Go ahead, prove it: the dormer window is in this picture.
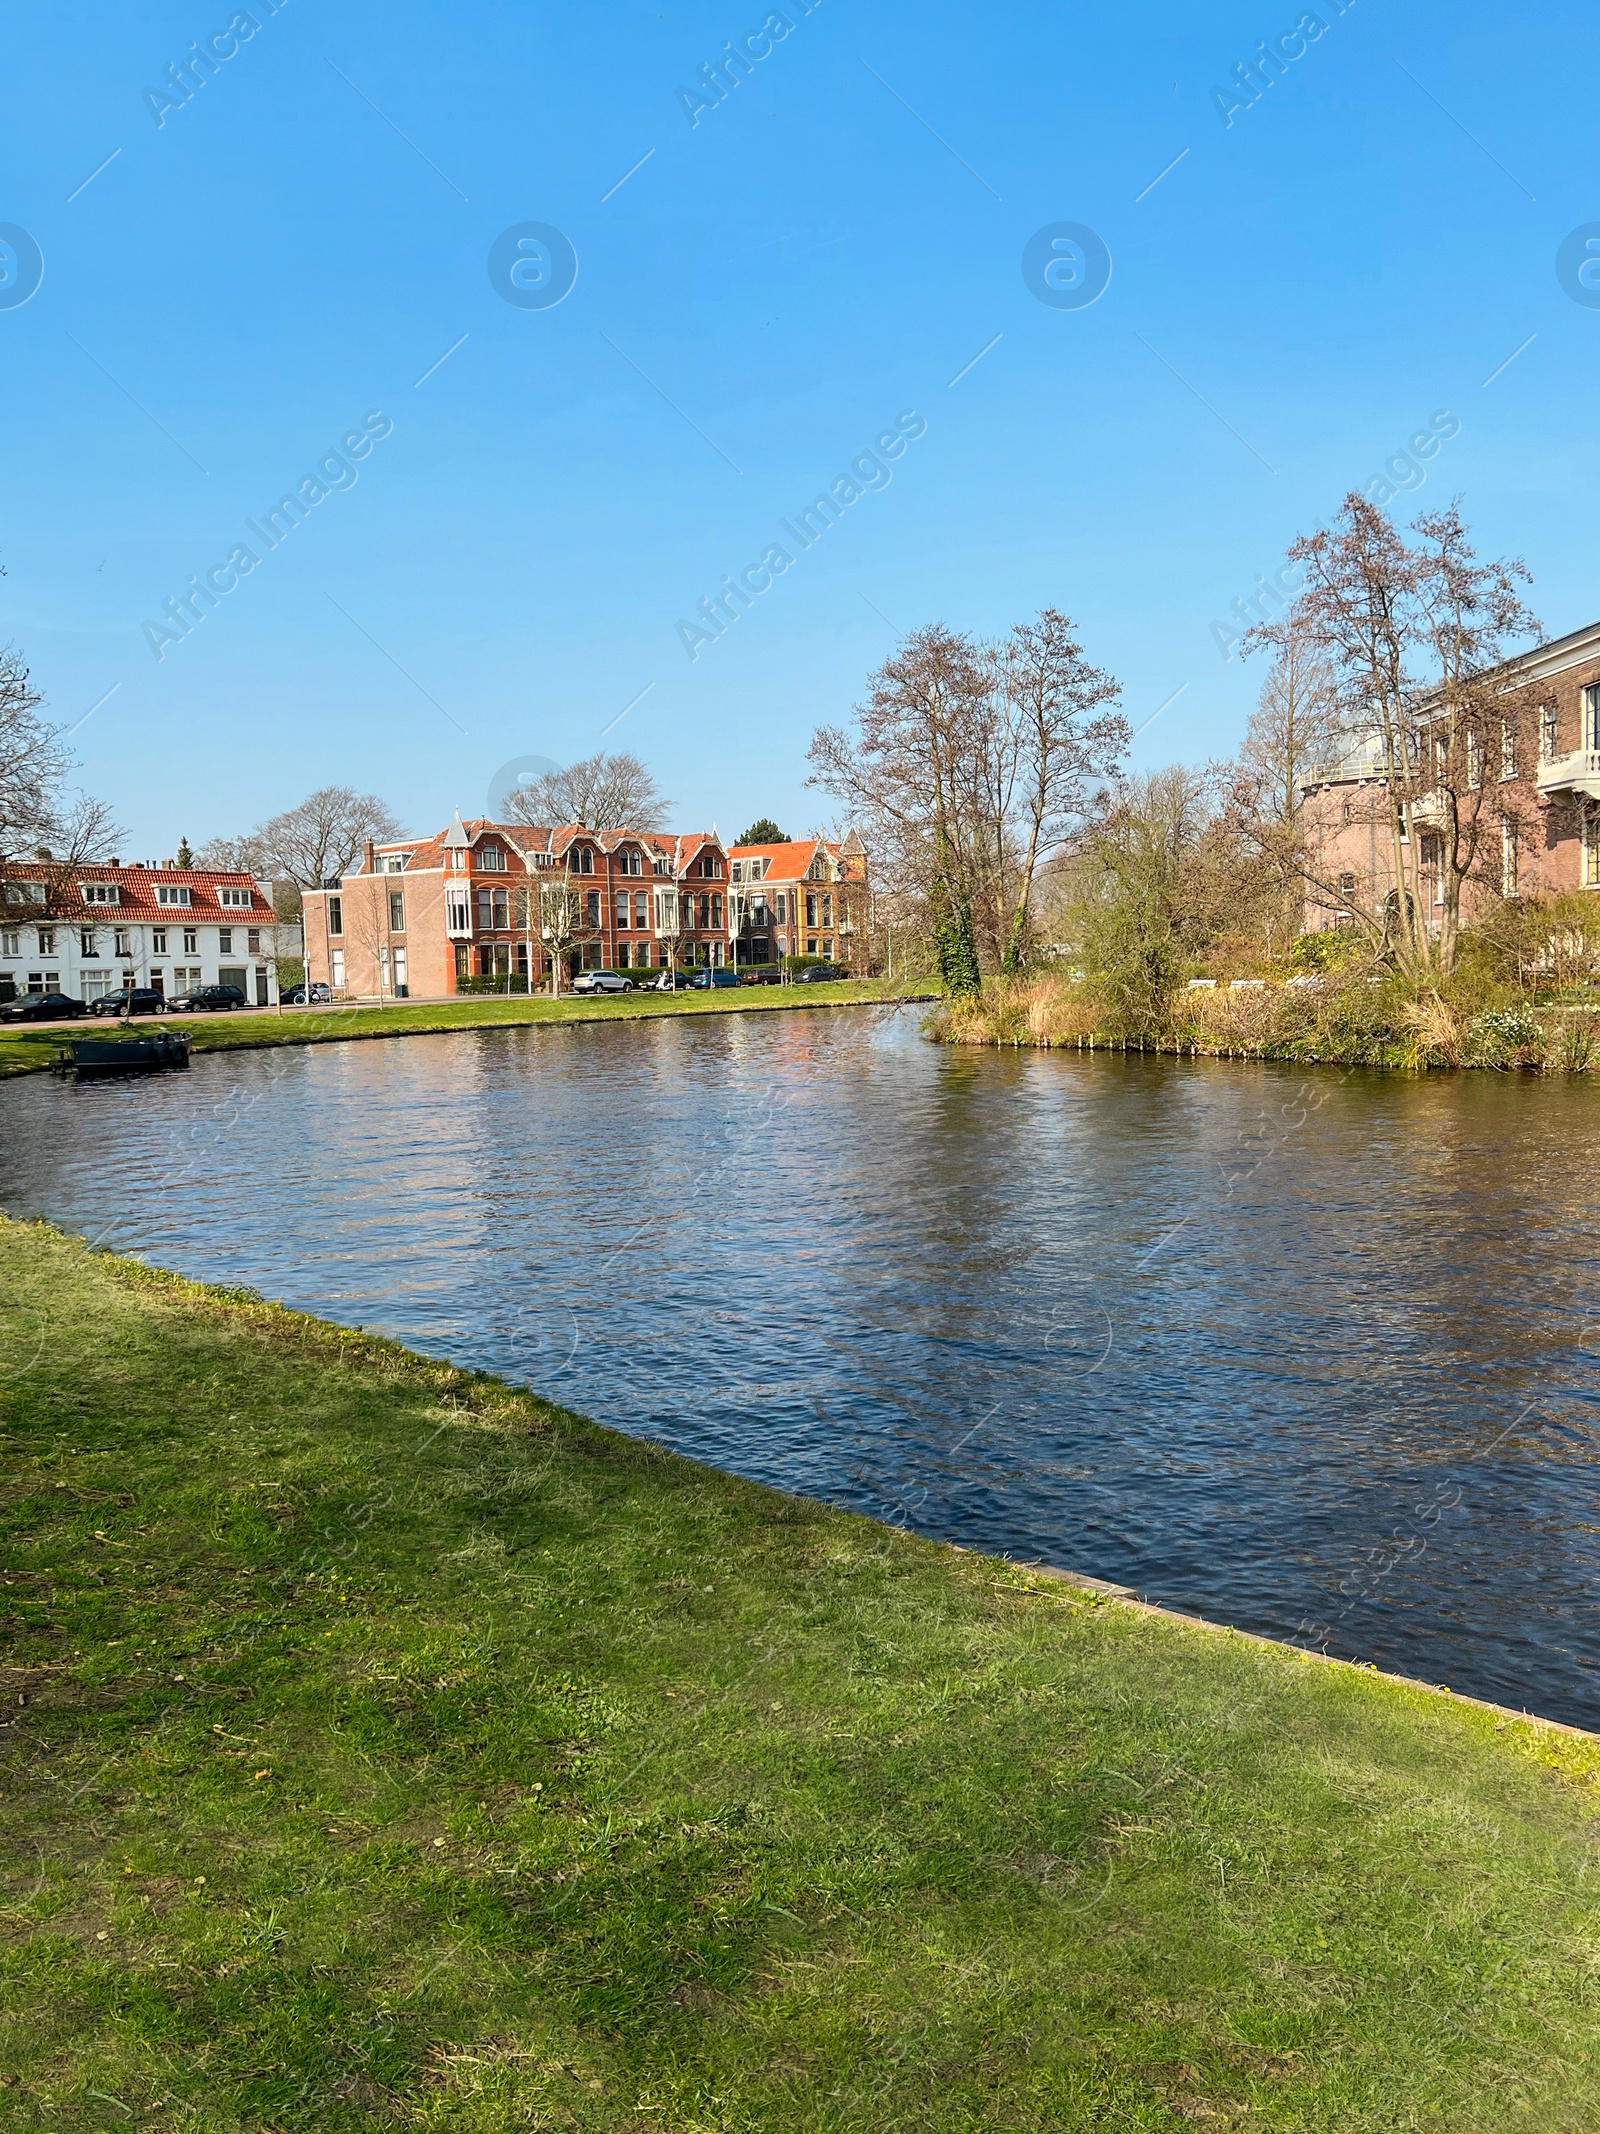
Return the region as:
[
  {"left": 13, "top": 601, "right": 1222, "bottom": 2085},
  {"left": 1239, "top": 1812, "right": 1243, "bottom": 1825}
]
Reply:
[
  {"left": 217, "top": 887, "right": 253, "bottom": 908},
  {"left": 698, "top": 852, "right": 721, "bottom": 877},
  {"left": 478, "top": 845, "right": 507, "bottom": 872},
  {"left": 653, "top": 857, "right": 671, "bottom": 876},
  {"left": 384, "top": 855, "right": 410, "bottom": 874},
  {"left": 618, "top": 847, "right": 642, "bottom": 876},
  {"left": 156, "top": 885, "right": 194, "bottom": 907},
  {"left": 3, "top": 881, "right": 45, "bottom": 906},
  {"left": 79, "top": 882, "right": 121, "bottom": 905},
  {"left": 568, "top": 846, "right": 595, "bottom": 875}
]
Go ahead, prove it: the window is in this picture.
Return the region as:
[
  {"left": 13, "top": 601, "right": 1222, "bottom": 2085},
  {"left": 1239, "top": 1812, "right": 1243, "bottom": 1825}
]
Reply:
[
  {"left": 4, "top": 881, "right": 44, "bottom": 905},
  {"left": 569, "top": 846, "right": 594, "bottom": 875},
  {"left": 330, "top": 948, "right": 346, "bottom": 989},
  {"left": 634, "top": 891, "right": 648, "bottom": 928},
  {"left": 806, "top": 892, "right": 817, "bottom": 926},
  {"left": 445, "top": 888, "right": 469, "bottom": 934},
  {"left": 1541, "top": 704, "right": 1560, "bottom": 761},
  {"left": 619, "top": 847, "right": 642, "bottom": 876},
  {"left": 1502, "top": 821, "right": 1519, "bottom": 897},
  {"left": 822, "top": 938, "right": 834, "bottom": 960},
  {"left": 478, "top": 845, "right": 507, "bottom": 871},
  {"left": 79, "top": 928, "right": 97, "bottom": 956},
  {"left": 454, "top": 944, "right": 469, "bottom": 980},
  {"left": 653, "top": 856, "right": 671, "bottom": 876},
  {"left": 156, "top": 885, "right": 193, "bottom": 907},
  {"left": 730, "top": 861, "right": 743, "bottom": 883},
  {"left": 26, "top": 972, "right": 52, "bottom": 994},
  {"left": 615, "top": 894, "right": 630, "bottom": 928},
  {"left": 80, "top": 970, "right": 112, "bottom": 1000},
  {"left": 821, "top": 892, "right": 833, "bottom": 925},
  {"left": 392, "top": 946, "right": 407, "bottom": 991},
  {"left": 1501, "top": 718, "right": 1517, "bottom": 781},
  {"left": 383, "top": 855, "right": 409, "bottom": 874},
  {"left": 807, "top": 937, "right": 818, "bottom": 955},
  {"left": 1466, "top": 732, "right": 1482, "bottom": 788},
  {"left": 583, "top": 941, "right": 602, "bottom": 969},
  {"left": 247, "top": 928, "right": 261, "bottom": 954},
  {"left": 699, "top": 852, "right": 720, "bottom": 877},
  {"left": 0, "top": 929, "right": 17, "bottom": 956},
  {"left": 776, "top": 892, "right": 787, "bottom": 924},
  {"left": 327, "top": 895, "right": 343, "bottom": 936},
  {"left": 152, "top": 928, "right": 167, "bottom": 954},
  {"left": 36, "top": 927, "right": 55, "bottom": 955},
  {"left": 183, "top": 928, "right": 197, "bottom": 955},
  {"left": 711, "top": 893, "right": 722, "bottom": 929},
  {"left": 585, "top": 890, "right": 601, "bottom": 928},
  {"left": 79, "top": 882, "right": 120, "bottom": 905},
  {"left": 219, "top": 928, "right": 233, "bottom": 954},
  {"left": 1421, "top": 834, "right": 1444, "bottom": 906},
  {"left": 218, "top": 887, "right": 252, "bottom": 908},
  {"left": 388, "top": 890, "right": 405, "bottom": 932},
  {"left": 1586, "top": 809, "right": 1600, "bottom": 889},
  {"left": 1587, "top": 685, "right": 1600, "bottom": 753},
  {"left": 475, "top": 887, "right": 510, "bottom": 930}
]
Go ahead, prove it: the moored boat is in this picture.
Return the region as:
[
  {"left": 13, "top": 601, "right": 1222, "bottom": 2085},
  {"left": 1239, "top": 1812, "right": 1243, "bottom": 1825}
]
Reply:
[{"left": 54, "top": 1031, "right": 193, "bottom": 1078}]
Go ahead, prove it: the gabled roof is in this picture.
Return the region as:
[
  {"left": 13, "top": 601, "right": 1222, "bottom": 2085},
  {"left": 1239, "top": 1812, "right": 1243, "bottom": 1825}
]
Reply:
[
  {"left": 0, "top": 863, "right": 275, "bottom": 924},
  {"left": 730, "top": 838, "right": 864, "bottom": 883},
  {"left": 346, "top": 821, "right": 725, "bottom": 878}
]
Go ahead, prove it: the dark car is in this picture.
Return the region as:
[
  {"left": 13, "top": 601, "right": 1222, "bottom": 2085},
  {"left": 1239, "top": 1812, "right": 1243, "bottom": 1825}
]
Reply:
[
  {"left": 0, "top": 991, "right": 88, "bottom": 1022},
  {"left": 166, "top": 984, "right": 248, "bottom": 1013},
  {"left": 687, "top": 969, "right": 743, "bottom": 989},
  {"left": 794, "top": 964, "right": 848, "bottom": 982},
  {"left": 650, "top": 971, "right": 691, "bottom": 992},
  {"left": 281, "top": 982, "right": 331, "bottom": 1005},
  {"left": 89, "top": 987, "right": 169, "bottom": 1018}
]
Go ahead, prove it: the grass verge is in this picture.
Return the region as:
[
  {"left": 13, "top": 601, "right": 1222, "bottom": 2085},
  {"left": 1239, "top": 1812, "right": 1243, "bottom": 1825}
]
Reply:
[
  {"left": 2, "top": 1217, "right": 1598, "bottom": 2130},
  {"left": 0, "top": 979, "right": 923, "bottom": 1079}
]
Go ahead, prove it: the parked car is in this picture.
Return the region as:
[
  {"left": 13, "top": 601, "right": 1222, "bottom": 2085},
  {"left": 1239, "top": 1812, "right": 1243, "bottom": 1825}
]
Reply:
[
  {"left": 794, "top": 964, "right": 848, "bottom": 982},
  {"left": 89, "top": 987, "right": 169, "bottom": 1018},
  {"left": 166, "top": 983, "right": 248, "bottom": 1013},
  {"left": 281, "top": 982, "right": 331, "bottom": 1004},
  {"left": 687, "top": 969, "right": 742, "bottom": 989},
  {"left": 571, "top": 970, "right": 634, "bottom": 995},
  {"left": 0, "top": 991, "right": 87, "bottom": 1022}
]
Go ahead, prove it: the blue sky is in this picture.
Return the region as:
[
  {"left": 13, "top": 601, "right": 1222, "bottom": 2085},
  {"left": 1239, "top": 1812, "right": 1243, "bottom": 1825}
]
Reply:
[{"left": 0, "top": 1, "right": 1592, "bottom": 853}]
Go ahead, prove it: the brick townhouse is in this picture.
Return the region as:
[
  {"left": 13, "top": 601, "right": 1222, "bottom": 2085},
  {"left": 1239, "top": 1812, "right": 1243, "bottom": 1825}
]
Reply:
[
  {"left": 1301, "top": 615, "right": 1600, "bottom": 934},
  {"left": 302, "top": 814, "right": 733, "bottom": 997},
  {"left": 0, "top": 856, "right": 280, "bottom": 1005},
  {"left": 727, "top": 833, "right": 868, "bottom": 965}
]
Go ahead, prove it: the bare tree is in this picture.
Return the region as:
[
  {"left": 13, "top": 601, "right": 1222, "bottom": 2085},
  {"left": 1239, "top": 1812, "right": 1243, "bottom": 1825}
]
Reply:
[
  {"left": 0, "top": 646, "right": 121, "bottom": 865},
  {"left": 198, "top": 789, "right": 404, "bottom": 919},
  {"left": 1239, "top": 618, "right": 1344, "bottom": 830},
  {"left": 808, "top": 612, "right": 1126, "bottom": 983},
  {"left": 1247, "top": 494, "right": 1537, "bottom": 973},
  {"left": 996, "top": 609, "right": 1126, "bottom": 969},
  {"left": 504, "top": 751, "right": 668, "bottom": 831},
  {"left": 538, "top": 873, "right": 586, "bottom": 995}
]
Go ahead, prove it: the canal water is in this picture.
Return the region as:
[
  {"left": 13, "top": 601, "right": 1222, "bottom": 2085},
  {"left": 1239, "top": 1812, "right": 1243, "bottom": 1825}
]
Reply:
[{"left": 3, "top": 1004, "right": 1597, "bottom": 1727}]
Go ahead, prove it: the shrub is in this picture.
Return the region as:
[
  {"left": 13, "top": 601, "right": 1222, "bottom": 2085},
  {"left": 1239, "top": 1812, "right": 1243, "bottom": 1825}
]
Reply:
[{"left": 1465, "top": 1005, "right": 1545, "bottom": 1069}]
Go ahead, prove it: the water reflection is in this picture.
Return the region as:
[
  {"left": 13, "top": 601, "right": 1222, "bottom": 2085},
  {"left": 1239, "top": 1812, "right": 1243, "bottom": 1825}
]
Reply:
[{"left": 2, "top": 1005, "right": 1597, "bottom": 1725}]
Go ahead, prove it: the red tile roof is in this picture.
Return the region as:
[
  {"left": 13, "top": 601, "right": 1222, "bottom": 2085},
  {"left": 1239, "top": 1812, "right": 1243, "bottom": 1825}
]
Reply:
[
  {"left": 0, "top": 862, "right": 276, "bottom": 923},
  {"left": 351, "top": 822, "right": 726, "bottom": 879}
]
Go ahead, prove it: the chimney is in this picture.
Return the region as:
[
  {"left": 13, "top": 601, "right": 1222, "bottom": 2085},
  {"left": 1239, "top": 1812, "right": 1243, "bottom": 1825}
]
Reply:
[
  {"left": 363, "top": 838, "right": 376, "bottom": 875},
  {"left": 33, "top": 846, "right": 52, "bottom": 862}
]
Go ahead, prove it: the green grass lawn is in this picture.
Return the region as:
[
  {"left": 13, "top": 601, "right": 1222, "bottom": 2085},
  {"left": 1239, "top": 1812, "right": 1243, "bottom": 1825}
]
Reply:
[
  {"left": 2, "top": 1221, "right": 1599, "bottom": 2131},
  {"left": 0, "top": 979, "right": 923, "bottom": 1078}
]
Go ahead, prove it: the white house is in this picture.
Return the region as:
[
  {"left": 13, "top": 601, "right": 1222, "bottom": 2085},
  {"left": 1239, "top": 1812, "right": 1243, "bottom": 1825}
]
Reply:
[{"left": 0, "top": 857, "right": 281, "bottom": 1005}]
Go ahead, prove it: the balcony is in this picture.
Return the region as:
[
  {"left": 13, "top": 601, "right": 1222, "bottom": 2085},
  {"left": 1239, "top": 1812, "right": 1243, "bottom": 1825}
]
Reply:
[{"left": 1537, "top": 749, "right": 1600, "bottom": 801}]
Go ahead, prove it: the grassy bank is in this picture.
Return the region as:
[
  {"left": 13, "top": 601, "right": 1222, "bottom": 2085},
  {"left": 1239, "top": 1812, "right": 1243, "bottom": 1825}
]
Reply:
[
  {"left": 3, "top": 1223, "right": 1599, "bottom": 2128},
  {"left": 939, "top": 971, "right": 1600, "bottom": 1072},
  {"left": 0, "top": 978, "right": 921, "bottom": 1079}
]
